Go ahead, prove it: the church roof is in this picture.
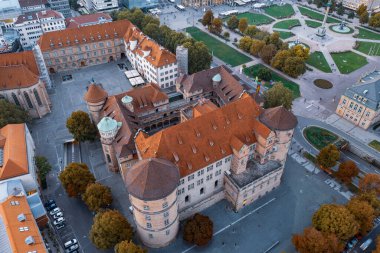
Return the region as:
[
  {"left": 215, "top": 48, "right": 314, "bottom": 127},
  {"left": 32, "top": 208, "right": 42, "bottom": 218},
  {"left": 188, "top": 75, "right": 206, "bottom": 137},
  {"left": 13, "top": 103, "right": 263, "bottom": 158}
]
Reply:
[
  {"left": 259, "top": 106, "right": 298, "bottom": 131},
  {"left": 83, "top": 83, "right": 108, "bottom": 103}
]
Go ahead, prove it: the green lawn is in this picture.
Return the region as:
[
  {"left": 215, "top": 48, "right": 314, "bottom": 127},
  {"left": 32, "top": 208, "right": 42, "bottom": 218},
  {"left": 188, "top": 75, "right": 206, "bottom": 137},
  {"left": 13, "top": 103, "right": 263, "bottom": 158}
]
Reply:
[
  {"left": 274, "top": 30, "right": 295, "bottom": 39},
  {"left": 298, "top": 6, "right": 340, "bottom": 23},
  {"left": 273, "top": 19, "right": 301, "bottom": 30},
  {"left": 355, "top": 27, "right": 380, "bottom": 40},
  {"left": 263, "top": 4, "right": 295, "bottom": 19},
  {"left": 355, "top": 41, "right": 380, "bottom": 56},
  {"left": 233, "top": 12, "right": 274, "bottom": 26},
  {"left": 303, "top": 126, "right": 338, "bottom": 150},
  {"left": 305, "top": 20, "right": 322, "bottom": 28},
  {"left": 185, "top": 27, "right": 251, "bottom": 67},
  {"left": 243, "top": 64, "right": 300, "bottom": 98},
  {"left": 369, "top": 140, "right": 380, "bottom": 152},
  {"left": 306, "top": 51, "right": 332, "bottom": 73},
  {"left": 330, "top": 51, "right": 368, "bottom": 74}
]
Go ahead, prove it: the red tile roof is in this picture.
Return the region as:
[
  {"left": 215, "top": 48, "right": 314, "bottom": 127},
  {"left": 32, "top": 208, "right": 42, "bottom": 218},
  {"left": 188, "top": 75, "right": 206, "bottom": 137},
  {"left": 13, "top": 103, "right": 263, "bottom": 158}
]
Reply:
[
  {"left": 0, "top": 51, "right": 39, "bottom": 75},
  {"left": 65, "top": 13, "right": 112, "bottom": 29},
  {"left": 84, "top": 83, "right": 108, "bottom": 103},
  {"left": 18, "top": 0, "right": 47, "bottom": 8}
]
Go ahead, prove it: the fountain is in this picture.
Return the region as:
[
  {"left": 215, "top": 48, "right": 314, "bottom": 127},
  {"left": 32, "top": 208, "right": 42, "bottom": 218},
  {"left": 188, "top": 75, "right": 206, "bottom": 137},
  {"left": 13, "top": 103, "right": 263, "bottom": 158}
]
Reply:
[{"left": 330, "top": 21, "right": 353, "bottom": 34}]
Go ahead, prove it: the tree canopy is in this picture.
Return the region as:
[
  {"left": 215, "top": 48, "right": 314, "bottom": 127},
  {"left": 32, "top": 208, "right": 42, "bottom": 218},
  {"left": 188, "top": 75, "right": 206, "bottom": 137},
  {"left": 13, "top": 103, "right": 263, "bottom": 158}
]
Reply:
[
  {"left": 359, "top": 11, "right": 369, "bottom": 24},
  {"left": 0, "top": 100, "right": 30, "bottom": 128},
  {"left": 114, "top": 240, "right": 146, "bottom": 253},
  {"left": 263, "top": 83, "right": 293, "bottom": 110},
  {"left": 238, "top": 18, "right": 248, "bottom": 33},
  {"left": 202, "top": 10, "right": 214, "bottom": 26},
  {"left": 359, "top": 173, "right": 380, "bottom": 196},
  {"left": 227, "top": 15, "right": 239, "bottom": 30},
  {"left": 90, "top": 210, "right": 133, "bottom": 249},
  {"left": 59, "top": 163, "right": 95, "bottom": 197},
  {"left": 354, "top": 191, "right": 380, "bottom": 216},
  {"left": 356, "top": 4, "right": 367, "bottom": 16},
  {"left": 369, "top": 13, "right": 380, "bottom": 27},
  {"left": 347, "top": 198, "right": 375, "bottom": 235},
  {"left": 335, "top": 160, "right": 359, "bottom": 184},
  {"left": 312, "top": 204, "right": 359, "bottom": 241},
  {"left": 316, "top": 144, "right": 340, "bottom": 170},
  {"left": 373, "top": 236, "right": 380, "bottom": 253},
  {"left": 183, "top": 213, "right": 213, "bottom": 246},
  {"left": 83, "top": 183, "right": 113, "bottom": 212},
  {"left": 66, "top": 110, "right": 97, "bottom": 142},
  {"left": 258, "top": 68, "right": 272, "bottom": 81},
  {"left": 183, "top": 41, "right": 212, "bottom": 74},
  {"left": 292, "top": 227, "right": 343, "bottom": 253},
  {"left": 209, "top": 18, "right": 222, "bottom": 34},
  {"left": 35, "top": 156, "right": 52, "bottom": 189}
]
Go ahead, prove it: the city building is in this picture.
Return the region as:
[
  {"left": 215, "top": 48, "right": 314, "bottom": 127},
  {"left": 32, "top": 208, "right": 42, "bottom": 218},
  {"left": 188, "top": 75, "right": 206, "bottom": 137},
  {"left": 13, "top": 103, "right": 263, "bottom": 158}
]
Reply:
[
  {"left": 14, "top": 9, "right": 65, "bottom": 48},
  {"left": 181, "top": 0, "right": 227, "bottom": 7},
  {"left": 65, "top": 12, "right": 112, "bottom": 29},
  {"left": 339, "top": 0, "right": 380, "bottom": 11},
  {"left": 336, "top": 71, "right": 380, "bottom": 130},
  {"left": 123, "top": 26, "right": 178, "bottom": 89},
  {"left": 0, "top": 51, "right": 51, "bottom": 118},
  {"left": 125, "top": 93, "right": 297, "bottom": 247},
  {"left": 0, "top": 27, "right": 20, "bottom": 53},
  {"left": 19, "top": 0, "right": 48, "bottom": 14},
  {"left": 90, "top": 0, "right": 118, "bottom": 11},
  {"left": 47, "top": 0, "right": 70, "bottom": 17},
  {"left": 123, "top": 0, "right": 158, "bottom": 10},
  {"left": 0, "top": 0, "right": 21, "bottom": 19}
]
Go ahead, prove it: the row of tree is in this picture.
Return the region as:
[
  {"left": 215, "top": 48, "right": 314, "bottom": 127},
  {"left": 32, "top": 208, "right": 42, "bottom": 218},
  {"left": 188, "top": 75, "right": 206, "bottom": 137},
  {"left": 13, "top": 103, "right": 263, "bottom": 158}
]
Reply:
[
  {"left": 114, "top": 8, "right": 212, "bottom": 74},
  {"left": 356, "top": 4, "right": 380, "bottom": 27}
]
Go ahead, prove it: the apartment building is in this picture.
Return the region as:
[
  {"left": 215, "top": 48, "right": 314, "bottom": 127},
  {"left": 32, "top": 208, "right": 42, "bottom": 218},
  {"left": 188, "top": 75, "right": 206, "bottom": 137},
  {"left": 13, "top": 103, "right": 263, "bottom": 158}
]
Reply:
[
  {"left": 90, "top": 0, "right": 118, "bottom": 11},
  {"left": 48, "top": 0, "right": 70, "bottom": 17},
  {"left": 65, "top": 12, "right": 112, "bottom": 29},
  {"left": 19, "top": 0, "right": 48, "bottom": 13}
]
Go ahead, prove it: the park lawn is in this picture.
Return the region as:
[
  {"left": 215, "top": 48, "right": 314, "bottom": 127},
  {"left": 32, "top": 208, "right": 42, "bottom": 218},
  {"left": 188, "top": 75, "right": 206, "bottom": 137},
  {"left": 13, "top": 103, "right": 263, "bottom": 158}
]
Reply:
[
  {"left": 330, "top": 51, "right": 368, "bottom": 74},
  {"left": 369, "top": 140, "right": 380, "bottom": 152},
  {"left": 234, "top": 12, "right": 274, "bottom": 26},
  {"left": 355, "top": 41, "right": 380, "bottom": 56},
  {"left": 298, "top": 6, "right": 340, "bottom": 23},
  {"left": 305, "top": 19, "right": 322, "bottom": 28},
  {"left": 303, "top": 126, "right": 338, "bottom": 150},
  {"left": 243, "top": 64, "right": 300, "bottom": 98},
  {"left": 274, "top": 30, "right": 295, "bottom": 39},
  {"left": 263, "top": 4, "right": 295, "bottom": 19},
  {"left": 355, "top": 27, "right": 380, "bottom": 40},
  {"left": 273, "top": 19, "right": 301, "bottom": 30},
  {"left": 306, "top": 51, "right": 332, "bottom": 73},
  {"left": 185, "top": 27, "right": 251, "bottom": 67}
]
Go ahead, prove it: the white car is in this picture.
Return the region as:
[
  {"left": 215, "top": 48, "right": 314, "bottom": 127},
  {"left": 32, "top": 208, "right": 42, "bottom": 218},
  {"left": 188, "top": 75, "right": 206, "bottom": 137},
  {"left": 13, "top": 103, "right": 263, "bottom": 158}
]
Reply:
[
  {"left": 64, "top": 239, "right": 78, "bottom": 249},
  {"left": 49, "top": 208, "right": 61, "bottom": 216},
  {"left": 53, "top": 212, "right": 63, "bottom": 219},
  {"left": 53, "top": 217, "right": 65, "bottom": 225}
]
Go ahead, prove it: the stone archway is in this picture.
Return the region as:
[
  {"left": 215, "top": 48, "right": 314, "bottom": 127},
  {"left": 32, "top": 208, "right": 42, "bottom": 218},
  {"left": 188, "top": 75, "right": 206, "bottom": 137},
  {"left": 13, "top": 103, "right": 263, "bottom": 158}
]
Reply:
[
  {"left": 109, "top": 56, "right": 114, "bottom": 62},
  {"left": 80, "top": 61, "right": 86, "bottom": 67},
  {"left": 49, "top": 67, "right": 55, "bottom": 74}
]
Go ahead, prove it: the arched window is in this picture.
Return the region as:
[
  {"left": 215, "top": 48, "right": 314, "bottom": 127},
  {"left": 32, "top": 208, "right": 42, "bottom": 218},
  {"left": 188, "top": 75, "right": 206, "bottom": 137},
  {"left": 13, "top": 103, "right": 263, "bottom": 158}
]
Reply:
[
  {"left": 12, "top": 93, "right": 20, "bottom": 106},
  {"left": 33, "top": 89, "right": 42, "bottom": 106},
  {"left": 24, "top": 91, "right": 33, "bottom": 109}
]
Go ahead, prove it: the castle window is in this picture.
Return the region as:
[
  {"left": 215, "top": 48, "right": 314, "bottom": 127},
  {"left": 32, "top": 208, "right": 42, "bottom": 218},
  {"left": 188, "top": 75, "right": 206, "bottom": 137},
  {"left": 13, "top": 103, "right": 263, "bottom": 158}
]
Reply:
[
  {"left": 185, "top": 195, "right": 190, "bottom": 202},
  {"left": 145, "top": 215, "right": 151, "bottom": 221},
  {"left": 106, "top": 154, "right": 111, "bottom": 163},
  {"left": 12, "top": 93, "right": 20, "bottom": 106},
  {"left": 164, "top": 212, "right": 169, "bottom": 218},
  {"left": 214, "top": 180, "right": 218, "bottom": 188},
  {"left": 207, "top": 165, "right": 213, "bottom": 172},
  {"left": 166, "top": 230, "right": 170, "bottom": 235},
  {"left": 147, "top": 223, "right": 152, "bottom": 228},
  {"left": 164, "top": 219, "right": 169, "bottom": 226},
  {"left": 200, "top": 187, "right": 204, "bottom": 195},
  {"left": 149, "top": 234, "right": 153, "bottom": 239},
  {"left": 33, "top": 89, "right": 42, "bottom": 106},
  {"left": 24, "top": 91, "right": 33, "bottom": 109},
  {"left": 216, "top": 160, "right": 222, "bottom": 167},
  {"left": 143, "top": 205, "right": 149, "bottom": 210},
  {"left": 162, "top": 202, "right": 168, "bottom": 209}
]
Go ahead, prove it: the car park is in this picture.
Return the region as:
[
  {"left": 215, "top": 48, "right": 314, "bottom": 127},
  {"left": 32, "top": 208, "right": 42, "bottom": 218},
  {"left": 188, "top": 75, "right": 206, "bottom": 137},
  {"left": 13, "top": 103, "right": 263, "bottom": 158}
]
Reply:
[
  {"left": 53, "top": 212, "right": 63, "bottom": 219},
  {"left": 360, "top": 238, "right": 372, "bottom": 250},
  {"left": 64, "top": 239, "right": 78, "bottom": 249},
  {"left": 56, "top": 223, "right": 65, "bottom": 230},
  {"left": 44, "top": 200, "right": 55, "bottom": 207},
  {"left": 53, "top": 217, "right": 65, "bottom": 225},
  {"left": 65, "top": 244, "right": 79, "bottom": 253},
  {"left": 49, "top": 207, "right": 61, "bottom": 216},
  {"left": 45, "top": 203, "right": 57, "bottom": 211}
]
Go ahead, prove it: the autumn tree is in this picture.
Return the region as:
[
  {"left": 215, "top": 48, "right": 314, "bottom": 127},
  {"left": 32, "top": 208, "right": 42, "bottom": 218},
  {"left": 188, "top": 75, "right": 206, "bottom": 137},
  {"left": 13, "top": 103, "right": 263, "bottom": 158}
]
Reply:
[
  {"left": 269, "top": 32, "right": 282, "bottom": 49},
  {"left": 356, "top": 4, "right": 367, "bottom": 16},
  {"left": 283, "top": 56, "right": 307, "bottom": 78},
  {"left": 90, "top": 210, "right": 133, "bottom": 249},
  {"left": 0, "top": 100, "right": 30, "bottom": 128},
  {"left": 258, "top": 68, "right": 272, "bottom": 81},
  {"left": 259, "top": 44, "right": 277, "bottom": 64},
  {"left": 263, "top": 82, "right": 293, "bottom": 110},
  {"left": 66, "top": 110, "right": 98, "bottom": 142},
  {"left": 183, "top": 213, "right": 213, "bottom": 246},
  {"left": 292, "top": 227, "right": 344, "bottom": 253},
  {"left": 347, "top": 198, "right": 375, "bottom": 235},
  {"left": 59, "top": 163, "right": 95, "bottom": 197},
  {"left": 35, "top": 156, "right": 52, "bottom": 189},
  {"left": 202, "top": 10, "right": 214, "bottom": 26},
  {"left": 373, "top": 236, "right": 380, "bottom": 253},
  {"left": 238, "top": 18, "right": 248, "bottom": 33},
  {"left": 316, "top": 144, "right": 340, "bottom": 170},
  {"left": 271, "top": 50, "right": 291, "bottom": 70},
  {"left": 250, "top": 39, "right": 265, "bottom": 56},
  {"left": 312, "top": 204, "right": 359, "bottom": 241},
  {"left": 289, "top": 45, "right": 310, "bottom": 60},
  {"left": 360, "top": 11, "right": 369, "bottom": 24},
  {"left": 209, "top": 18, "right": 222, "bottom": 34},
  {"left": 83, "top": 183, "right": 113, "bottom": 212},
  {"left": 183, "top": 40, "right": 212, "bottom": 74},
  {"left": 369, "top": 13, "right": 380, "bottom": 27},
  {"left": 354, "top": 191, "right": 380, "bottom": 216},
  {"left": 359, "top": 173, "right": 380, "bottom": 196},
  {"left": 114, "top": 240, "right": 146, "bottom": 253},
  {"left": 227, "top": 15, "right": 239, "bottom": 30},
  {"left": 245, "top": 25, "right": 259, "bottom": 38},
  {"left": 335, "top": 160, "right": 359, "bottom": 184},
  {"left": 239, "top": 36, "right": 253, "bottom": 52}
]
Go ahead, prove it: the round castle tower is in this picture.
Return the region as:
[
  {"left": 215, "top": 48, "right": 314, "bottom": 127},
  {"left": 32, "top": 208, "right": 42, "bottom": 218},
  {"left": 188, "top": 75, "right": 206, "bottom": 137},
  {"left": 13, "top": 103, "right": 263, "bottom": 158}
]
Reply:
[
  {"left": 125, "top": 158, "right": 180, "bottom": 248},
  {"left": 121, "top": 95, "right": 134, "bottom": 112},
  {"left": 83, "top": 83, "right": 108, "bottom": 124},
  {"left": 97, "top": 117, "right": 121, "bottom": 172}
]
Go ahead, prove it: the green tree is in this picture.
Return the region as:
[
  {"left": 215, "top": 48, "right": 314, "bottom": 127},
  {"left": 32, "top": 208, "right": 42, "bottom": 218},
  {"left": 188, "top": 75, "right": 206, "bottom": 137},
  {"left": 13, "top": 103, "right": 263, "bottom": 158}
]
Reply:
[
  {"left": 269, "top": 32, "right": 282, "bottom": 49},
  {"left": 90, "top": 210, "right": 133, "bottom": 249},
  {"left": 183, "top": 213, "right": 213, "bottom": 246},
  {"left": 183, "top": 41, "right": 212, "bottom": 74},
  {"left": 283, "top": 56, "right": 306, "bottom": 78},
  {"left": 359, "top": 173, "right": 380, "bottom": 196},
  {"left": 292, "top": 227, "right": 344, "bottom": 253},
  {"left": 130, "top": 9, "right": 145, "bottom": 28},
  {"left": 312, "top": 204, "right": 359, "bottom": 241},
  {"left": 250, "top": 39, "right": 265, "bottom": 56},
  {"left": 348, "top": 12, "right": 355, "bottom": 19},
  {"left": 143, "top": 23, "right": 160, "bottom": 40},
  {"left": 0, "top": 100, "right": 30, "bottom": 128},
  {"left": 258, "top": 68, "right": 272, "bottom": 81},
  {"left": 360, "top": 11, "right": 369, "bottom": 24},
  {"left": 141, "top": 15, "right": 160, "bottom": 29},
  {"left": 239, "top": 36, "right": 253, "bottom": 52},
  {"left": 209, "top": 18, "right": 222, "bottom": 34},
  {"left": 116, "top": 9, "right": 132, "bottom": 21},
  {"left": 335, "top": 160, "right": 359, "bottom": 184},
  {"left": 357, "top": 4, "right": 367, "bottom": 16},
  {"left": 202, "top": 10, "right": 214, "bottom": 26},
  {"left": 337, "top": 3, "right": 345, "bottom": 15},
  {"left": 59, "top": 163, "right": 95, "bottom": 197},
  {"left": 245, "top": 25, "right": 259, "bottom": 38},
  {"left": 369, "top": 13, "right": 380, "bottom": 27},
  {"left": 316, "top": 144, "right": 340, "bottom": 170},
  {"left": 259, "top": 44, "right": 277, "bottom": 64},
  {"left": 271, "top": 50, "right": 291, "bottom": 70},
  {"left": 114, "top": 240, "right": 146, "bottom": 253},
  {"left": 238, "top": 18, "right": 248, "bottom": 33},
  {"left": 347, "top": 198, "right": 375, "bottom": 235},
  {"left": 66, "top": 110, "right": 98, "bottom": 142},
  {"left": 227, "top": 15, "right": 239, "bottom": 30},
  {"left": 35, "top": 156, "right": 52, "bottom": 189},
  {"left": 223, "top": 31, "right": 230, "bottom": 39},
  {"left": 264, "top": 83, "right": 293, "bottom": 110},
  {"left": 83, "top": 183, "right": 113, "bottom": 212}
]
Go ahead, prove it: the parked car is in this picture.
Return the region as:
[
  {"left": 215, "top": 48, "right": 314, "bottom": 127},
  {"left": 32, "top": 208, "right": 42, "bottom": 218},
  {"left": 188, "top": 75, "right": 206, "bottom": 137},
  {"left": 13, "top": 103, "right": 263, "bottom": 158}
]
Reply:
[
  {"left": 360, "top": 238, "right": 372, "bottom": 250},
  {"left": 53, "top": 212, "right": 63, "bottom": 219},
  {"left": 64, "top": 239, "right": 78, "bottom": 249},
  {"left": 346, "top": 238, "right": 358, "bottom": 249},
  {"left": 46, "top": 203, "right": 57, "bottom": 211},
  {"left": 65, "top": 244, "right": 79, "bottom": 253},
  {"left": 44, "top": 200, "right": 55, "bottom": 207},
  {"left": 56, "top": 223, "right": 65, "bottom": 230},
  {"left": 53, "top": 217, "right": 65, "bottom": 225},
  {"left": 49, "top": 208, "right": 61, "bottom": 216}
]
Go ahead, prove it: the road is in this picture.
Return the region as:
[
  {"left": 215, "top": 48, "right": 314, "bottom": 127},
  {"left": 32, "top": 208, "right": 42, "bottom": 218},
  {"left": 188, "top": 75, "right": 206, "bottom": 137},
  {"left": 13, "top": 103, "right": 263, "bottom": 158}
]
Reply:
[
  {"left": 64, "top": 141, "right": 81, "bottom": 168},
  {"left": 350, "top": 224, "right": 380, "bottom": 253}
]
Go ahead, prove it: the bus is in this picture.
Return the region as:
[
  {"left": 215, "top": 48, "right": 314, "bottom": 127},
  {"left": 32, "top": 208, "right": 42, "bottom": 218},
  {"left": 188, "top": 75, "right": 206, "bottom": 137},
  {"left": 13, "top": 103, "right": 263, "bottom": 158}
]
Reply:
[{"left": 175, "top": 4, "right": 185, "bottom": 11}]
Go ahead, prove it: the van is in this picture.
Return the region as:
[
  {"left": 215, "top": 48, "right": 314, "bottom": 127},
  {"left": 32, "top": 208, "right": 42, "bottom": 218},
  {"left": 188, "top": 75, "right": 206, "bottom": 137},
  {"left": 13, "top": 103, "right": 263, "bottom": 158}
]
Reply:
[{"left": 360, "top": 238, "right": 372, "bottom": 250}]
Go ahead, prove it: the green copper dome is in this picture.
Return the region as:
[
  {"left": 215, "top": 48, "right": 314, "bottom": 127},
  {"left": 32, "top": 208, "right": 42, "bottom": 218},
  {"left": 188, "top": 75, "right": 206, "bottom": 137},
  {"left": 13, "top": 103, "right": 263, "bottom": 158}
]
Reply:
[
  {"left": 121, "top": 95, "right": 133, "bottom": 104},
  {"left": 212, "top": 73, "right": 221, "bottom": 82},
  {"left": 97, "top": 117, "right": 118, "bottom": 132}
]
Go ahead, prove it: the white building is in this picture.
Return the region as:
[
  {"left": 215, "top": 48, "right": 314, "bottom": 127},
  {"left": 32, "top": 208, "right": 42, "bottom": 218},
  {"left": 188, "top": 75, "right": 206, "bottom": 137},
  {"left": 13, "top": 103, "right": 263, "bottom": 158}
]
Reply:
[
  {"left": 339, "top": 0, "right": 380, "bottom": 11},
  {"left": 14, "top": 9, "right": 65, "bottom": 48},
  {"left": 0, "top": 0, "right": 21, "bottom": 19},
  {"left": 124, "top": 28, "right": 178, "bottom": 89},
  {"left": 90, "top": 0, "right": 118, "bottom": 11},
  {"left": 18, "top": 0, "right": 47, "bottom": 14}
]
